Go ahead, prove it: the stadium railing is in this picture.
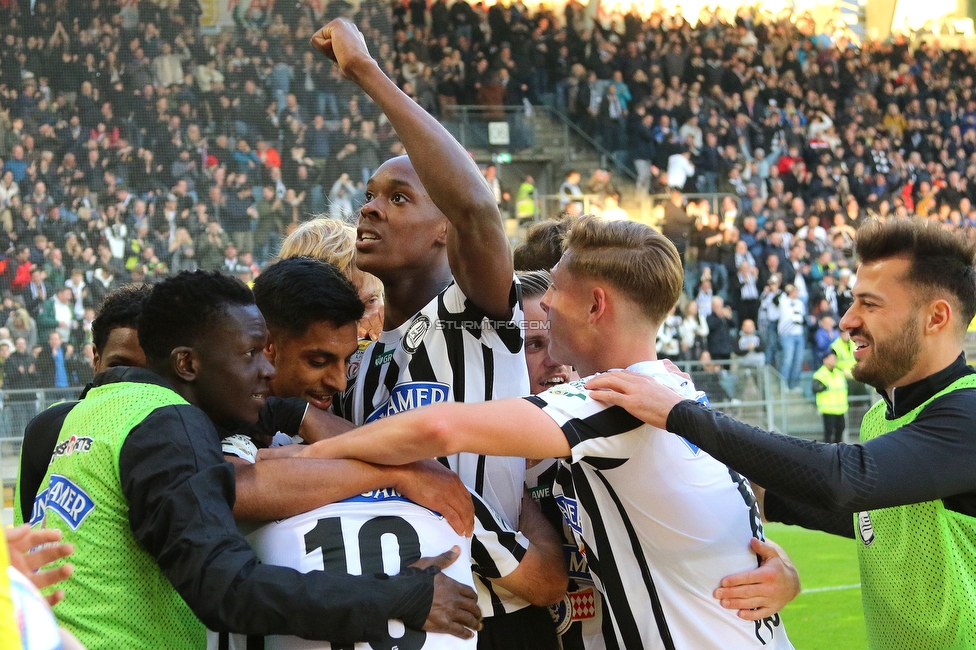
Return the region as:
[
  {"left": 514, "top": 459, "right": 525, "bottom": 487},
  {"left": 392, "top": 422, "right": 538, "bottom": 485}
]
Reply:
[{"left": 0, "top": 369, "right": 878, "bottom": 514}]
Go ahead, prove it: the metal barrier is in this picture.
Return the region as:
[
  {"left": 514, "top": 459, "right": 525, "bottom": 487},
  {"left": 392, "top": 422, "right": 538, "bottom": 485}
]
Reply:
[
  {"left": 647, "top": 192, "right": 742, "bottom": 217},
  {"left": 438, "top": 105, "right": 638, "bottom": 182},
  {"left": 0, "top": 368, "right": 878, "bottom": 502}
]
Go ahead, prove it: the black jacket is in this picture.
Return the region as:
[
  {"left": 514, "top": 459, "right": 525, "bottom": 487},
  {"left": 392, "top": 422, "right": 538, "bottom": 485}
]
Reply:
[{"left": 19, "top": 367, "right": 435, "bottom": 643}]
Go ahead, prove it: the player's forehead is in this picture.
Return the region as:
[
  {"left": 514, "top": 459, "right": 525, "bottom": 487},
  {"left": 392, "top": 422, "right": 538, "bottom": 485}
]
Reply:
[
  {"left": 367, "top": 156, "right": 421, "bottom": 191},
  {"left": 292, "top": 320, "right": 359, "bottom": 357}
]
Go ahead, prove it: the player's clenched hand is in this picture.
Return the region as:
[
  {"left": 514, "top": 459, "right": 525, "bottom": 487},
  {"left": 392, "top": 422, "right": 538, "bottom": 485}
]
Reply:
[
  {"left": 584, "top": 370, "right": 685, "bottom": 429},
  {"left": 412, "top": 547, "right": 482, "bottom": 638},
  {"left": 5, "top": 524, "right": 75, "bottom": 606},
  {"left": 715, "top": 538, "right": 800, "bottom": 620},
  {"left": 397, "top": 460, "right": 475, "bottom": 537},
  {"left": 310, "top": 19, "right": 376, "bottom": 82}
]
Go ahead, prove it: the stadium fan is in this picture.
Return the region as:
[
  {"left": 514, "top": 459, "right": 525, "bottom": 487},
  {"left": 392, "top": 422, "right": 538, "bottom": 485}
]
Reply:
[
  {"left": 299, "top": 217, "right": 800, "bottom": 649},
  {"left": 586, "top": 218, "right": 976, "bottom": 650}
]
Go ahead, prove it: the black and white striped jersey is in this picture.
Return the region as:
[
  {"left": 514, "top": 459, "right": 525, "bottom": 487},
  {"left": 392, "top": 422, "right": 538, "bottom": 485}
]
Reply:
[
  {"left": 335, "top": 279, "right": 532, "bottom": 616},
  {"left": 526, "top": 459, "right": 610, "bottom": 650},
  {"left": 525, "top": 361, "right": 794, "bottom": 650},
  {"left": 210, "top": 489, "right": 478, "bottom": 650}
]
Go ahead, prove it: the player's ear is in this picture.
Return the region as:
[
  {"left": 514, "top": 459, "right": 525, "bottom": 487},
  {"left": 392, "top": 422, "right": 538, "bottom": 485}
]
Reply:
[
  {"left": 589, "top": 286, "right": 607, "bottom": 323},
  {"left": 434, "top": 218, "right": 449, "bottom": 246},
  {"left": 172, "top": 346, "right": 198, "bottom": 382}
]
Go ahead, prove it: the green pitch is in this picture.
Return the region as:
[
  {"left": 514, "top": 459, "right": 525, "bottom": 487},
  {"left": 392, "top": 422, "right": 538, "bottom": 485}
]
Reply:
[{"left": 767, "top": 522, "right": 868, "bottom": 649}]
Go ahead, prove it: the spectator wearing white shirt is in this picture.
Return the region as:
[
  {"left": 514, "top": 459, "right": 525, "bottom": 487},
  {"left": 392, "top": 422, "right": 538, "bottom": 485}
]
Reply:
[{"left": 667, "top": 148, "right": 695, "bottom": 191}]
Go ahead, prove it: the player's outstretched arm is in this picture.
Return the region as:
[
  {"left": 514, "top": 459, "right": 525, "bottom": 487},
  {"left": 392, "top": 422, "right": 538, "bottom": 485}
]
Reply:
[
  {"left": 714, "top": 538, "right": 800, "bottom": 620},
  {"left": 311, "top": 19, "right": 513, "bottom": 319},
  {"left": 300, "top": 398, "right": 571, "bottom": 464},
  {"left": 5, "top": 525, "right": 74, "bottom": 606},
  {"left": 231, "top": 456, "right": 474, "bottom": 536}
]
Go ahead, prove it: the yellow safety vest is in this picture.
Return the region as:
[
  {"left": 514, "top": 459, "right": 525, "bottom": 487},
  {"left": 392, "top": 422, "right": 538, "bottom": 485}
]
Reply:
[
  {"left": 813, "top": 365, "right": 849, "bottom": 415},
  {"left": 830, "top": 337, "right": 856, "bottom": 375}
]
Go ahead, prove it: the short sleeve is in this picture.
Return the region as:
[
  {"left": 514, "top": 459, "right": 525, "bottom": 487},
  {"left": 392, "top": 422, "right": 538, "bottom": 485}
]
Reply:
[{"left": 222, "top": 433, "right": 258, "bottom": 464}]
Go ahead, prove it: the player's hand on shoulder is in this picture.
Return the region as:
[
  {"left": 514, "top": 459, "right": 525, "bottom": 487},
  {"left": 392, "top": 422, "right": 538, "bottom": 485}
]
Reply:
[
  {"left": 397, "top": 460, "right": 475, "bottom": 537},
  {"left": 310, "top": 19, "right": 375, "bottom": 82},
  {"left": 412, "top": 546, "right": 482, "bottom": 638},
  {"left": 715, "top": 537, "right": 801, "bottom": 621},
  {"left": 585, "top": 370, "right": 685, "bottom": 429}
]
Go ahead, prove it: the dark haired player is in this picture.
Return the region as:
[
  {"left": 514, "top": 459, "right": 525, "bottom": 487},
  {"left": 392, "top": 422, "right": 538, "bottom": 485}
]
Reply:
[
  {"left": 15, "top": 284, "right": 152, "bottom": 525},
  {"left": 312, "top": 20, "right": 566, "bottom": 648},
  {"left": 586, "top": 218, "right": 976, "bottom": 650},
  {"left": 28, "top": 271, "right": 480, "bottom": 650}
]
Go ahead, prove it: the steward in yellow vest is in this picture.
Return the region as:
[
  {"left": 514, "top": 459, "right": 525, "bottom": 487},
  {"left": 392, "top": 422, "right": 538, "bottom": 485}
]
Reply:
[{"left": 812, "top": 350, "right": 848, "bottom": 443}]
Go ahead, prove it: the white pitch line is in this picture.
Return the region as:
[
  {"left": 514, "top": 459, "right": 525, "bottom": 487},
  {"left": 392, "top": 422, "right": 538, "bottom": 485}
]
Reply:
[{"left": 803, "top": 584, "right": 861, "bottom": 594}]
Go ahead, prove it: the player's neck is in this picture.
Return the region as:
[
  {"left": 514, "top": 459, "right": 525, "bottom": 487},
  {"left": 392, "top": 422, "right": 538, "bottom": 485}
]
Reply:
[
  {"left": 581, "top": 335, "right": 658, "bottom": 377},
  {"left": 380, "top": 264, "right": 454, "bottom": 330}
]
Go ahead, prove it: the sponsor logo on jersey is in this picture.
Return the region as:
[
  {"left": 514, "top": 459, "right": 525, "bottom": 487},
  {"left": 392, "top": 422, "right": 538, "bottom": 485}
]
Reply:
[
  {"left": 29, "top": 489, "right": 47, "bottom": 526},
  {"left": 546, "top": 378, "right": 589, "bottom": 401},
  {"left": 51, "top": 435, "right": 93, "bottom": 459},
  {"left": 569, "top": 587, "right": 597, "bottom": 621},
  {"left": 563, "top": 544, "right": 591, "bottom": 580},
  {"left": 857, "top": 511, "right": 875, "bottom": 546},
  {"left": 346, "top": 487, "right": 409, "bottom": 503},
  {"left": 365, "top": 381, "right": 451, "bottom": 423},
  {"left": 529, "top": 483, "right": 551, "bottom": 500},
  {"left": 43, "top": 475, "right": 95, "bottom": 530},
  {"left": 555, "top": 493, "right": 583, "bottom": 536},
  {"left": 373, "top": 350, "right": 395, "bottom": 367},
  {"left": 347, "top": 347, "right": 367, "bottom": 381},
  {"left": 401, "top": 314, "right": 431, "bottom": 354}
]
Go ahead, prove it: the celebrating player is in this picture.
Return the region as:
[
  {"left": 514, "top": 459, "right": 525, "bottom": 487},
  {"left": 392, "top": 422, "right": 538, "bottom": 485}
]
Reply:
[
  {"left": 585, "top": 217, "right": 976, "bottom": 650},
  {"left": 313, "top": 19, "right": 566, "bottom": 648},
  {"left": 299, "top": 217, "right": 799, "bottom": 648},
  {"left": 29, "top": 271, "right": 481, "bottom": 649}
]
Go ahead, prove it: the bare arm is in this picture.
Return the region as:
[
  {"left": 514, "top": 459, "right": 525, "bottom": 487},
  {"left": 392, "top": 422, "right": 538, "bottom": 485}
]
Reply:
[
  {"left": 299, "top": 398, "right": 572, "bottom": 464},
  {"left": 229, "top": 455, "right": 474, "bottom": 535},
  {"left": 490, "top": 490, "right": 569, "bottom": 606},
  {"left": 311, "top": 19, "right": 513, "bottom": 319}
]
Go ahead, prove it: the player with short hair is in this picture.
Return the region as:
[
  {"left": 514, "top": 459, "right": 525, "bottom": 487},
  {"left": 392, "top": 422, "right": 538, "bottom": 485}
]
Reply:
[
  {"left": 276, "top": 218, "right": 385, "bottom": 342},
  {"left": 299, "top": 217, "right": 798, "bottom": 649},
  {"left": 312, "top": 20, "right": 567, "bottom": 648},
  {"left": 15, "top": 284, "right": 153, "bottom": 526},
  {"left": 586, "top": 218, "right": 976, "bottom": 650},
  {"left": 30, "top": 271, "right": 480, "bottom": 650}
]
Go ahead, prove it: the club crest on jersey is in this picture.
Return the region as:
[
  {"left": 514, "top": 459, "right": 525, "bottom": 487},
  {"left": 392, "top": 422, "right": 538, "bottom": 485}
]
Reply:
[
  {"left": 857, "top": 511, "right": 875, "bottom": 546},
  {"left": 51, "top": 435, "right": 93, "bottom": 459},
  {"left": 42, "top": 475, "right": 95, "bottom": 530},
  {"left": 401, "top": 314, "right": 431, "bottom": 354},
  {"left": 365, "top": 381, "right": 451, "bottom": 423},
  {"left": 555, "top": 494, "right": 583, "bottom": 536}
]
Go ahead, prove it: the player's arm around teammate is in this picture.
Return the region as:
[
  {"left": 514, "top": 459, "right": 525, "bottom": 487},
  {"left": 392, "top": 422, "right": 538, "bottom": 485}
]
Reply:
[{"left": 298, "top": 397, "right": 797, "bottom": 617}]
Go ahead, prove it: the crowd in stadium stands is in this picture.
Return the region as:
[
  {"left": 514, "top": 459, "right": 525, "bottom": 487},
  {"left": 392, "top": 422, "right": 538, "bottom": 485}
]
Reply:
[{"left": 0, "top": 0, "right": 970, "bottom": 403}]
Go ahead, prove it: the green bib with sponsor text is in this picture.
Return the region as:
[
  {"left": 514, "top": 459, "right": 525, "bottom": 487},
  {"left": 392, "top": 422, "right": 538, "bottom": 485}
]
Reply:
[{"left": 33, "top": 381, "right": 205, "bottom": 650}]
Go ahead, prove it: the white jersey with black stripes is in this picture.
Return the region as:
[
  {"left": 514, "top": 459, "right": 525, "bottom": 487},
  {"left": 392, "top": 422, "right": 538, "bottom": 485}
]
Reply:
[
  {"left": 209, "top": 488, "right": 529, "bottom": 650},
  {"left": 525, "top": 361, "right": 794, "bottom": 650},
  {"left": 335, "top": 278, "right": 533, "bottom": 617}
]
